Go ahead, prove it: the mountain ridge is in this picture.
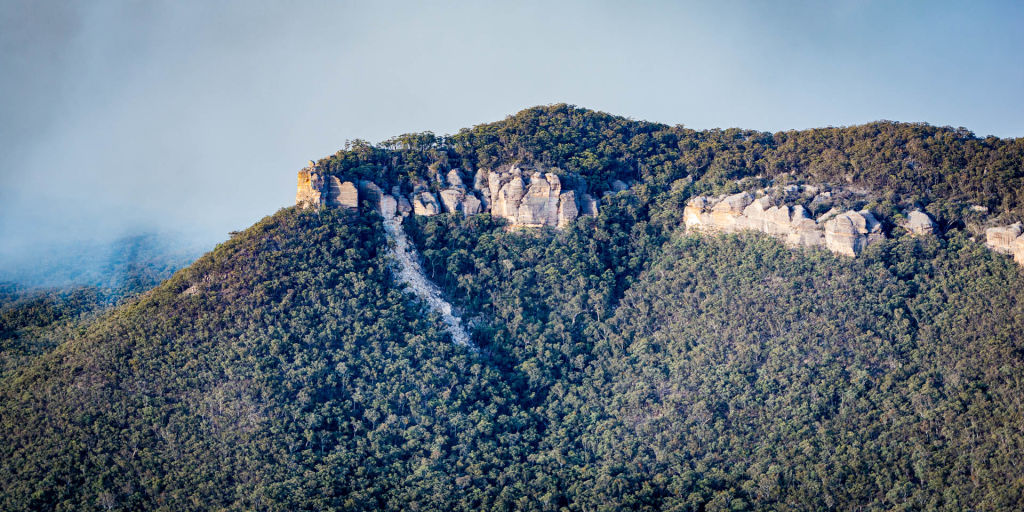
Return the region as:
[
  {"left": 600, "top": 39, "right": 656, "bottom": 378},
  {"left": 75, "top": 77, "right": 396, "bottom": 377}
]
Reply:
[{"left": 2, "top": 105, "right": 1024, "bottom": 510}]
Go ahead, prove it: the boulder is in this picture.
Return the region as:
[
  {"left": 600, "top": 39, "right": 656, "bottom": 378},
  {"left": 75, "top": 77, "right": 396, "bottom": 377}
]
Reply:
[
  {"left": 816, "top": 207, "right": 841, "bottom": 224},
  {"left": 379, "top": 194, "right": 398, "bottom": 218},
  {"left": 985, "top": 223, "right": 1022, "bottom": 252},
  {"left": 611, "top": 180, "right": 629, "bottom": 192},
  {"left": 557, "top": 191, "right": 578, "bottom": 228},
  {"left": 439, "top": 189, "right": 464, "bottom": 213},
  {"left": 413, "top": 192, "right": 441, "bottom": 216},
  {"left": 903, "top": 210, "right": 936, "bottom": 235},
  {"left": 397, "top": 195, "right": 413, "bottom": 217},
  {"left": 824, "top": 210, "right": 885, "bottom": 257},
  {"left": 462, "top": 194, "right": 482, "bottom": 216},
  {"left": 579, "top": 193, "right": 599, "bottom": 217},
  {"left": 327, "top": 179, "right": 359, "bottom": 209},
  {"left": 296, "top": 169, "right": 324, "bottom": 209}
]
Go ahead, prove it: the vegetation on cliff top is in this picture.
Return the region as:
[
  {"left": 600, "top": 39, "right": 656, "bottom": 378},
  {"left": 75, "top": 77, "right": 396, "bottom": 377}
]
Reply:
[{"left": 323, "top": 104, "right": 1024, "bottom": 225}]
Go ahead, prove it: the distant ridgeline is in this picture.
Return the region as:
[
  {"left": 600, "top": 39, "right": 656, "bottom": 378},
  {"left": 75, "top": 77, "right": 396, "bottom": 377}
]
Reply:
[{"left": 295, "top": 104, "right": 1024, "bottom": 265}]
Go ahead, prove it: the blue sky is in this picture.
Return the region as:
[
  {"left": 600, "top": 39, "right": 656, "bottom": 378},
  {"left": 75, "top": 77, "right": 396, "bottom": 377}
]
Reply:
[{"left": 1, "top": 1, "right": 1022, "bottom": 271}]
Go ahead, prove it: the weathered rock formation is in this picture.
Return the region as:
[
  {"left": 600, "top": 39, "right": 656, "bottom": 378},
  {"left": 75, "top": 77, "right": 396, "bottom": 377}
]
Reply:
[
  {"left": 986, "top": 223, "right": 1024, "bottom": 265},
  {"left": 296, "top": 167, "right": 325, "bottom": 209},
  {"left": 325, "top": 177, "right": 358, "bottom": 208},
  {"left": 476, "top": 165, "right": 589, "bottom": 228},
  {"left": 685, "top": 192, "right": 885, "bottom": 257},
  {"left": 823, "top": 210, "right": 885, "bottom": 257},
  {"left": 902, "top": 210, "right": 936, "bottom": 236},
  {"left": 413, "top": 192, "right": 441, "bottom": 216},
  {"left": 358, "top": 181, "right": 383, "bottom": 209},
  {"left": 296, "top": 163, "right": 358, "bottom": 210},
  {"left": 296, "top": 163, "right": 603, "bottom": 229}
]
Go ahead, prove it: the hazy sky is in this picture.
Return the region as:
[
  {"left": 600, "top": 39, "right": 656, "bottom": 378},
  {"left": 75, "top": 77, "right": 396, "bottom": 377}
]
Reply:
[{"left": 2, "top": 1, "right": 1023, "bottom": 269}]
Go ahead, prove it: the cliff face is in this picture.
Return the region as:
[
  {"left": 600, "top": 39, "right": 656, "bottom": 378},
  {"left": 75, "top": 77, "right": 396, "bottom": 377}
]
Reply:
[
  {"left": 298, "top": 161, "right": 1024, "bottom": 268},
  {"left": 986, "top": 223, "right": 1024, "bottom": 265},
  {"left": 297, "top": 163, "right": 358, "bottom": 209},
  {"left": 295, "top": 168, "right": 324, "bottom": 209},
  {"left": 684, "top": 191, "right": 888, "bottom": 257},
  {"left": 295, "top": 163, "right": 598, "bottom": 229},
  {"left": 475, "top": 166, "right": 590, "bottom": 228}
]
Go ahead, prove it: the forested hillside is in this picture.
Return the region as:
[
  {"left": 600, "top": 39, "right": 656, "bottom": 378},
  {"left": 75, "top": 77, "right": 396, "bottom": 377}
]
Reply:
[{"left": 2, "top": 105, "right": 1024, "bottom": 510}]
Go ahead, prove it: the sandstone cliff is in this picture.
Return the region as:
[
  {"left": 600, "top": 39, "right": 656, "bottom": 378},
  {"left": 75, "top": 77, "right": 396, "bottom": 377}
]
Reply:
[
  {"left": 297, "top": 163, "right": 358, "bottom": 210},
  {"left": 477, "top": 165, "right": 582, "bottom": 228},
  {"left": 298, "top": 163, "right": 600, "bottom": 229},
  {"left": 296, "top": 162, "right": 1024, "bottom": 267},
  {"left": 684, "top": 191, "right": 887, "bottom": 257},
  {"left": 296, "top": 166, "right": 325, "bottom": 209},
  {"left": 986, "top": 223, "right": 1024, "bottom": 265}
]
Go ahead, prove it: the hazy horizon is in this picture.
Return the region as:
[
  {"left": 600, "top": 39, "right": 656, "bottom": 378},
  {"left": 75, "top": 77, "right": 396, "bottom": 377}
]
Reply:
[{"left": 2, "top": 1, "right": 1022, "bottom": 285}]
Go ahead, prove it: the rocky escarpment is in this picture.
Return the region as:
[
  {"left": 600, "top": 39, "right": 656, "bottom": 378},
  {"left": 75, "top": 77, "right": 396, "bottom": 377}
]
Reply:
[
  {"left": 684, "top": 191, "right": 890, "bottom": 257},
  {"left": 300, "top": 160, "right": 1024, "bottom": 268},
  {"left": 295, "top": 163, "right": 325, "bottom": 209},
  {"left": 297, "top": 162, "right": 359, "bottom": 209},
  {"left": 295, "top": 163, "right": 601, "bottom": 229},
  {"left": 986, "top": 223, "right": 1024, "bottom": 265}
]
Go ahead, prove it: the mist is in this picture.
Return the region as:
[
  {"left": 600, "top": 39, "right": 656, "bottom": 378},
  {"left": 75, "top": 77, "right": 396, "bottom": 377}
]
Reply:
[{"left": 2, "top": 1, "right": 1022, "bottom": 286}]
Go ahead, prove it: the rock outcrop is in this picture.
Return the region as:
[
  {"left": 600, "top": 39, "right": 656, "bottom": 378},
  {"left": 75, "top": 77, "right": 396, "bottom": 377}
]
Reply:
[
  {"left": 297, "top": 163, "right": 359, "bottom": 210},
  {"left": 358, "top": 181, "right": 383, "bottom": 209},
  {"left": 413, "top": 192, "right": 441, "bottom": 216},
  {"left": 685, "top": 192, "right": 885, "bottom": 257},
  {"left": 823, "top": 210, "right": 885, "bottom": 257},
  {"left": 296, "top": 163, "right": 604, "bottom": 228},
  {"left": 296, "top": 167, "right": 325, "bottom": 209},
  {"left": 986, "top": 223, "right": 1024, "bottom": 265},
  {"left": 325, "top": 177, "right": 358, "bottom": 208},
  {"left": 482, "top": 165, "right": 586, "bottom": 227},
  {"left": 903, "top": 210, "right": 936, "bottom": 235}
]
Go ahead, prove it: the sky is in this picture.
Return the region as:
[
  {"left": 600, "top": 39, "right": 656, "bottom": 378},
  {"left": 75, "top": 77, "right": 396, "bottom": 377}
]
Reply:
[{"left": 1, "top": 0, "right": 1023, "bottom": 280}]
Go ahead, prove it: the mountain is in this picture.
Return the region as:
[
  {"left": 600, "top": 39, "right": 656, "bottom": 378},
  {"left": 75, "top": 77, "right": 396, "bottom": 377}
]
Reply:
[{"left": 2, "top": 105, "right": 1024, "bottom": 511}]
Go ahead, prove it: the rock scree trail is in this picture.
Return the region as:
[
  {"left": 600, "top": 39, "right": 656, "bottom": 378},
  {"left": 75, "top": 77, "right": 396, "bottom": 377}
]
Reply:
[{"left": 382, "top": 215, "right": 476, "bottom": 351}]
